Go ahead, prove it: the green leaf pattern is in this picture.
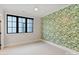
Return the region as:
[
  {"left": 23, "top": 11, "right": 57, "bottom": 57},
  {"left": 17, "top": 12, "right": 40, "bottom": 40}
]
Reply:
[{"left": 42, "top": 4, "right": 79, "bottom": 52}]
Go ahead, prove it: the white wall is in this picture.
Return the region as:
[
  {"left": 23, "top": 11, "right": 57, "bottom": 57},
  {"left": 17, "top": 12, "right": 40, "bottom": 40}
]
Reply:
[
  {"left": 2, "top": 10, "right": 42, "bottom": 47},
  {"left": 0, "top": 6, "right": 5, "bottom": 49},
  {"left": 0, "top": 16, "right": 1, "bottom": 44},
  {"left": 0, "top": 16, "right": 1, "bottom": 45}
]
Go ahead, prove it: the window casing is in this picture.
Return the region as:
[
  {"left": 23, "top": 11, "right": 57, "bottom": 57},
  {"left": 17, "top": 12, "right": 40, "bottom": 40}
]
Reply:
[{"left": 7, "top": 14, "right": 33, "bottom": 34}]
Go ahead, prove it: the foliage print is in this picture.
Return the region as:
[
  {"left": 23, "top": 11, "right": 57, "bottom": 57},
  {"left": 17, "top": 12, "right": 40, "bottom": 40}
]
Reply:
[{"left": 42, "top": 4, "right": 79, "bottom": 52}]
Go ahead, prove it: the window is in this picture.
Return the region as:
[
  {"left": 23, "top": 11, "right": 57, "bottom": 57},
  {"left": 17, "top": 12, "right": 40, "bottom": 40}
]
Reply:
[
  {"left": 18, "top": 17, "right": 26, "bottom": 33},
  {"left": 27, "top": 19, "right": 33, "bottom": 32},
  {"left": 7, "top": 16, "right": 17, "bottom": 33},
  {"left": 7, "top": 15, "right": 33, "bottom": 34}
]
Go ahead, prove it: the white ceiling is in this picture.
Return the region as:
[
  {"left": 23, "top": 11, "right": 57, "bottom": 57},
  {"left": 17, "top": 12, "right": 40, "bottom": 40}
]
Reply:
[{"left": 1, "top": 4, "right": 69, "bottom": 17}]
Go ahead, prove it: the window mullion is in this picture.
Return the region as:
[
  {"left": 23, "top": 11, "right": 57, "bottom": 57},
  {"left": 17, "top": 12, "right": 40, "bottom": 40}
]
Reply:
[
  {"left": 25, "top": 18, "right": 27, "bottom": 32},
  {"left": 16, "top": 16, "right": 18, "bottom": 33}
]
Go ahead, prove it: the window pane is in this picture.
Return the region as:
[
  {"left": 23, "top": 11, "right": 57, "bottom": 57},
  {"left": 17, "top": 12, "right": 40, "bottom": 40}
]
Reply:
[
  {"left": 27, "top": 18, "right": 33, "bottom": 33},
  {"left": 27, "top": 19, "right": 33, "bottom": 23},
  {"left": 13, "top": 22, "right": 16, "bottom": 27},
  {"left": 8, "top": 16, "right": 12, "bottom": 21},
  {"left": 19, "top": 18, "right": 25, "bottom": 26},
  {"left": 27, "top": 27, "right": 32, "bottom": 32},
  {"left": 24, "top": 27, "right": 25, "bottom": 32},
  {"left": 13, "top": 17, "right": 16, "bottom": 21},
  {"left": 18, "top": 17, "right": 25, "bottom": 32},
  {"left": 27, "top": 24, "right": 32, "bottom": 28},
  {"left": 8, "top": 28, "right": 12, "bottom": 33},
  {"left": 23, "top": 24, "right": 25, "bottom": 28},
  {"left": 13, "top": 28, "right": 16, "bottom": 32},
  {"left": 8, "top": 22, "right": 13, "bottom": 27},
  {"left": 23, "top": 18, "right": 25, "bottom": 22},
  {"left": 19, "top": 28, "right": 22, "bottom": 32},
  {"left": 19, "top": 18, "right": 25, "bottom": 22},
  {"left": 19, "top": 18, "right": 23, "bottom": 22},
  {"left": 7, "top": 16, "right": 17, "bottom": 33},
  {"left": 19, "top": 28, "right": 25, "bottom": 32},
  {"left": 19, "top": 23, "right": 25, "bottom": 28},
  {"left": 19, "top": 23, "right": 23, "bottom": 27}
]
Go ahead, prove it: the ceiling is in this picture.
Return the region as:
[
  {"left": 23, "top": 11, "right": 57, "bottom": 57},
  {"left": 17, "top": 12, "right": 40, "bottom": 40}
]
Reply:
[{"left": 1, "top": 4, "right": 69, "bottom": 17}]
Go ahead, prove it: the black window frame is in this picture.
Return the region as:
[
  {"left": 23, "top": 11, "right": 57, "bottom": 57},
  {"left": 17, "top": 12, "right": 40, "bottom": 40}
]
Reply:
[{"left": 7, "top": 14, "right": 34, "bottom": 34}]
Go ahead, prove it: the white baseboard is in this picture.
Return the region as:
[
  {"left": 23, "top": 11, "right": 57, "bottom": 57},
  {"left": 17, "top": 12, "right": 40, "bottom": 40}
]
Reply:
[{"left": 42, "top": 40, "right": 79, "bottom": 55}]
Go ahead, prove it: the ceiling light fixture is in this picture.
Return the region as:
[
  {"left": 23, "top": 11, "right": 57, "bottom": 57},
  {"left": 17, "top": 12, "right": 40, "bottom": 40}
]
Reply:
[{"left": 34, "top": 8, "right": 38, "bottom": 11}]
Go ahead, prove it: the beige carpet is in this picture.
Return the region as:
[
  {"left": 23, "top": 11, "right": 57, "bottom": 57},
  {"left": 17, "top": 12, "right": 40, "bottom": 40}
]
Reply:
[{"left": 0, "top": 41, "right": 66, "bottom": 55}]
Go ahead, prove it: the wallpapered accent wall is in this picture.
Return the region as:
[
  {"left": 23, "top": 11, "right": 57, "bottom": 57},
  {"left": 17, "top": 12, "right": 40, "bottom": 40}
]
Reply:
[{"left": 42, "top": 4, "right": 79, "bottom": 52}]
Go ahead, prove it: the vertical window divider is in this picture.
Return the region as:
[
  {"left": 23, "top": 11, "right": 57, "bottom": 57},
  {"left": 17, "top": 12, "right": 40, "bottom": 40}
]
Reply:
[
  {"left": 16, "top": 16, "right": 18, "bottom": 33},
  {"left": 25, "top": 18, "right": 27, "bottom": 33},
  {"left": 7, "top": 15, "right": 8, "bottom": 33},
  {"left": 32, "top": 18, "right": 34, "bottom": 32}
]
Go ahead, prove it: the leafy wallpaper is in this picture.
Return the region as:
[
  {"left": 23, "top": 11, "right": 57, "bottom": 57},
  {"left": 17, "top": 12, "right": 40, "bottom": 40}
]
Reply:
[{"left": 42, "top": 4, "right": 79, "bottom": 52}]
